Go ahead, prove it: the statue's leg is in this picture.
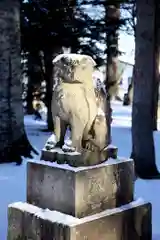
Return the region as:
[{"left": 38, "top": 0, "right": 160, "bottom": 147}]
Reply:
[
  {"left": 82, "top": 116, "right": 108, "bottom": 151},
  {"left": 81, "top": 118, "right": 97, "bottom": 151},
  {"left": 54, "top": 117, "right": 67, "bottom": 148},
  {"left": 93, "top": 116, "right": 108, "bottom": 150},
  {"left": 70, "top": 117, "right": 84, "bottom": 152},
  {"left": 54, "top": 116, "right": 61, "bottom": 142}
]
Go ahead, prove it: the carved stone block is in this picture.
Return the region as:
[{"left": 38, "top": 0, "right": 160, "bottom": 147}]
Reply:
[
  {"left": 27, "top": 158, "right": 134, "bottom": 218},
  {"left": 41, "top": 145, "right": 118, "bottom": 167},
  {"left": 7, "top": 202, "right": 72, "bottom": 240},
  {"left": 7, "top": 200, "right": 151, "bottom": 240}
]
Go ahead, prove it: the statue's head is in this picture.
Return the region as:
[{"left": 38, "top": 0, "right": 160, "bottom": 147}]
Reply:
[{"left": 52, "top": 54, "right": 96, "bottom": 84}]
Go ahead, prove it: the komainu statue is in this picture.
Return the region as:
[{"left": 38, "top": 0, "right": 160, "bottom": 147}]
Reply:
[{"left": 43, "top": 53, "right": 117, "bottom": 166}]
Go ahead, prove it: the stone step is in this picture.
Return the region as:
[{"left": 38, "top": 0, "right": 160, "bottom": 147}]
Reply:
[
  {"left": 7, "top": 199, "right": 151, "bottom": 240},
  {"left": 27, "top": 158, "right": 134, "bottom": 218}
]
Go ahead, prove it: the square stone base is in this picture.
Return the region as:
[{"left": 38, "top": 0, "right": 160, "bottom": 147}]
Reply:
[
  {"left": 41, "top": 145, "right": 118, "bottom": 167},
  {"left": 7, "top": 199, "right": 151, "bottom": 240},
  {"left": 27, "top": 158, "right": 134, "bottom": 218}
]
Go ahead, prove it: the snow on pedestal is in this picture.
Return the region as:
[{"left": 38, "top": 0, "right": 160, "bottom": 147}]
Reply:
[
  {"left": 41, "top": 144, "right": 118, "bottom": 166},
  {"left": 27, "top": 158, "right": 134, "bottom": 218},
  {"left": 8, "top": 199, "right": 151, "bottom": 240},
  {"left": 7, "top": 155, "right": 152, "bottom": 239}
]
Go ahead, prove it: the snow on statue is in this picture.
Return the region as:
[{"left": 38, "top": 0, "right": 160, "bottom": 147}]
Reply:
[{"left": 43, "top": 54, "right": 117, "bottom": 166}]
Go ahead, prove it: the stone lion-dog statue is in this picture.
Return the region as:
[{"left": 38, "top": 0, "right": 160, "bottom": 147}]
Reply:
[{"left": 51, "top": 53, "right": 109, "bottom": 154}]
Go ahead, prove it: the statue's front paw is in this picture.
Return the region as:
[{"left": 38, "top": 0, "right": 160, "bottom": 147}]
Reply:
[
  {"left": 45, "top": 141, "right": 56, "bottom": 150},
  {"left": 62, "top": 145, "right": 76, "bottom": 152}
]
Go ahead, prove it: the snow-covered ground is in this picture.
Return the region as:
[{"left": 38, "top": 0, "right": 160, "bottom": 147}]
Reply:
[{"left": 0, "top": 101, "right": 160, "bottom": 239}]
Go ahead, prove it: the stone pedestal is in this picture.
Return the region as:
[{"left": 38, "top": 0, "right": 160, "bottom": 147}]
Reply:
[
  {"left": 41, "top": 145, "right": 118, "bottom": 167},
  {"left": 7, "top": 156, "right": 152, "bottom": 240},
  {"left": 8, "top": 199, "right": 151, "bottom": 240},
  {"left": 27, "top": 158, "right": 134, "bottom": 218}
]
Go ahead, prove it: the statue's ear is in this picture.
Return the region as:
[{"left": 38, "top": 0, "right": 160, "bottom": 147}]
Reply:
[
  {"left": 61, "top": 57, "right": 67, "bottom": 64},
  {"left": 79, "top": 56, "right": 96, "bottom": 69}
]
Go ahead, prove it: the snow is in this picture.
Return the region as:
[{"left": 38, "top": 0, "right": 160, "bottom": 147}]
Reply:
[
  {"left": 9, "top": 202, "right": 79, "bottom": 225},
  {"left": 97, "top": 107, "right": 105, "bottom": 116},
  {"left": 79, "top": 198, "right": 148, "bottom": 224},
  {"left": 9, "top": 198, "right": 147, "bottom": 227},
  {"left": 30, "top": 157, "right": 132, "bottom": 173},
  {"left": 0, "top": 104, "right": 160, "bottom": 239},
  {"left": 52, "top": 53, "right": 96, "bottom": 66}
]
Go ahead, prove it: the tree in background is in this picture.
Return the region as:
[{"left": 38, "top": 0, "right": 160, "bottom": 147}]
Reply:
[
  {"left": 0, "top": 0, "right": 37, "bottom": 164},
  {"left": 26, "top": 51, "right": 44, "bottom": 114},
  {"left": 120, "top": 0, "right": 136, "bottom": 106},
  {"left": 152, "top": 1, "right": 160, "bottom": 131},
  {"left": 121, "top": 0, "right": 160, "bottom": 131},
  {"left": 131, "top": 0, "right": 160, "bottom": 179},
  {"left": 21, "top": 0, "right": 105, "bottom": 130},
  {"left": 121, "top": 0, "right": 136, "bottom": 37},
  {"left": 80, "top": 0, "right": 127, "bottom": 143},
  {"left": 105, "top": 3, "right": 120, "bottom": 143}
]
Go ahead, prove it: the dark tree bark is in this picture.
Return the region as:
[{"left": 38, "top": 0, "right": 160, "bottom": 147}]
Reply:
[
  {"left": 44, "top": 47, "right": 62, "bottom": 131},
  {"left": 152, "top": 1, "right": 160, "bottom": 131},
  {"left": 131, "top": 0, "right": 159, "bottom": 179},
  {"left": 0, "top": 0, "right": 38, "bottom": 164},
  {"left": 44, "top": 49, "right": 54, "bottom": 130},
  {"left": 26, "top": 51, "right": 44, "bottom": 114},
  {"left": 26, "top": 53, "right": 35, "bottom": 114},
  {"left": 26, "top": 78, "right": 34, "bottom": 114},
  {"left": 105, "top": 4, "right": 120, "bottom": 145},
  {"left": 152, "top": 57, "right": 159, "bottom": 131}
]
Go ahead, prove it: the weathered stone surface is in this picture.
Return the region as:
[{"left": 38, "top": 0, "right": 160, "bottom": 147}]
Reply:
[
  {"left": 27, "top": 158, "right": 134, "bottom": 218},
  {"left": 7, "top": 202, "right": 73, "bottom": 240},
  {"left": 41, "top": 145, "right": 118, "bottom": 167},
  {"left": 106, "top": 144, "right": 118, "bottom": 159},
  {"left": 7, "top": 199, "right": 152, "bottom": 240},
  {"left": 71, "top": 199, "right": 152, "bottom": 240},
  {"left": 7, "top": 206, "right": 23, "bottom": 240},
  {"left": 41, "top": 148, "right": 58, "bottom": 162}
]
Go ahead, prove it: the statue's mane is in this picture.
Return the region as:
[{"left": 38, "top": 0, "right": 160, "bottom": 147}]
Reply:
[{"left": 52, "top": 53, "right": 96, "bottom": 67}]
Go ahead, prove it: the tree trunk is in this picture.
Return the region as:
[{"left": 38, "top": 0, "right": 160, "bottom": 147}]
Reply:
[
  {"left": 26, "top": 53, "right": 35, "bottom": 114},
  {"left": 44, "top": 47, "right": 62, "bottom": 131},
  {"left": 44, "top": 49, "right": 53, "bottom": 130},
  {"left": 131, "top": 0, "right": 159, "bottom": 179},
  {"left": 26, "top": 51, "right": 44, "bottom": 114},
  {"left": 105, "top": 4, "right": 120, "bottom": 144},
  {"left": 0, "top": 0, "right": 37, "bottom": 164},
  {"left": 152, "top": 1, "right": 160, "bottom": 131},
  {"left": 26, "top": 78, "right": 34, "bottom": 114},
  {"left": 152, "top": 65, "right": 159, "bottom": 131}
]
